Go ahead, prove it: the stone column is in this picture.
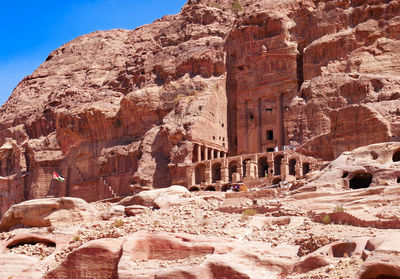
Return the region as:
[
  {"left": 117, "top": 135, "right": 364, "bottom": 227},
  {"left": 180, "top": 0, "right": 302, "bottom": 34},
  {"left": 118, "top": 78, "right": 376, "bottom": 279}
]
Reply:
[
  {"left": 197, "top": 144, "right": 201, "bottom": 162},
  {"left": 205, "top": 161, "right": 212, "bottom": 184},
  {"left": 221, "top": 166, "right": 229, "bottom": 183},
  {"left": 258, "top": 98, "right": 263, "bottom": 153},
  {"left": 245, "top": 100, "right": 249, "bottom": 152},
  {"left": 211, "top": 149, "right": 215, "bottom": 160},
  {"left": 276, "top": 93, "right": 285, "bottom": 151},
  {"left": 204, "top": 147, "right": 208, "bottom": 161}
]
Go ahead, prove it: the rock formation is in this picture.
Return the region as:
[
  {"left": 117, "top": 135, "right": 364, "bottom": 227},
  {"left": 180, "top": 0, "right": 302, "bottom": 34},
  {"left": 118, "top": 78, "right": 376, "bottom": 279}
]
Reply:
[{"left": 0, "top": 0, "right": 399, "bottom": 218}]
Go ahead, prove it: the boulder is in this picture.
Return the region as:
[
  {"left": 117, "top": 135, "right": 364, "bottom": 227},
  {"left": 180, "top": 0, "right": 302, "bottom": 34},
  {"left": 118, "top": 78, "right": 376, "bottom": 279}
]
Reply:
[
  {"left": 118, "top": 185, "right": 190, "bottom": 208},
  {"left": 43, "top": 238, "right": 123, "bottom": 279},
  {"left": 0, "top": 197, "right": 98, "bottom": 232}
]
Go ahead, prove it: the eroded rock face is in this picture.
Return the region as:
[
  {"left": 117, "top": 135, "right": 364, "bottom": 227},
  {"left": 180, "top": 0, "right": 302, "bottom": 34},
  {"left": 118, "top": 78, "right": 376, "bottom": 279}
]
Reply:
[{"left": 1, "top": 0, "right": 400, "bottom": 217}]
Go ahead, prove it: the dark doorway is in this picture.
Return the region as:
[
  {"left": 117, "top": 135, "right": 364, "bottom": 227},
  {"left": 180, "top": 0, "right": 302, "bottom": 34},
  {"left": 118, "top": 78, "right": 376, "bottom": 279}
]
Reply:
[
  {"left": 229, "top": 161, "right": 238, "bottom": 182},
  {"left": 258, "top": 157, "right": 269, "bottom": 178},
  {"left": 195, "top": 164, "right": 206, "bottom": 185},
  {"left": 289, "top": 159, "right": 296, "bottom": 176},
  {"left": 303, "top": 163, "right": 310, "bottom": 176},
  {"left": 274, "top": 155, "right": 284, "bottom": 175},
  {"left": 212, "top": 163, "right": 222, "bottom": 183},
  {"left": 349, "top": 173, "right": 373, "bottom": 189},
  {"left": 205, "top": 186, "right": 216, "bottom": 191}
]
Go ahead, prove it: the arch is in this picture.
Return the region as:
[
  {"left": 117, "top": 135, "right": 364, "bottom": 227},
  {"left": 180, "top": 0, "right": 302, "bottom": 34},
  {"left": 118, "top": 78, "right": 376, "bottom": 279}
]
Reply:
[
  {"left": 289, "top": 158, "right": 296, "bottom": 176},
  {"left": 274, "top": 155, "right": 284, "bottom": 175},
  {"left": 303, "top": 162, "right": 310, "bottom": 176},
  {"left": 189, "top": 186, "right": 200, "bottom": 192},
  {"left": 212, "top": 162, "right": 222, "bottom": 183},
  {"left": 393, "top": 149, "right": 400, "bottom": 162},
  {"left": 221, "top": 185, "right": 230, "bottom": 192},
  {"left": 243, "top": 159, "right": 251, "bottom": 177},
  {"left": 272, "top": 177, "right": 281, "bottom": 185},
  {"left": 229, "top": 161, "right": 238, "bottom": 182},
  {"left": 195, "top": 164, "right": 206, "bottom": 185},
  {"left": 205, "top": 186, "right": 216, "bottom": 191},
  {"left": 258, "top": 157, "right": 269, "bottom": 178},
  {"left": 7, "top": 236, "right": 56, "bottom": 249},
  {"left": 358, "top": 263, "right": 400, "bottom": 279},
  {"left": 349, "top": 172, "right": 373, "bottom": 189}
]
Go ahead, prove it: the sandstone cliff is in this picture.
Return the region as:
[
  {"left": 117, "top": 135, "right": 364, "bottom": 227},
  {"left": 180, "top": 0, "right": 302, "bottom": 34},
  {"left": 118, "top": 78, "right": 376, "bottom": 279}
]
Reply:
[{"left": 0, "top": 0, "right": 400, "bottom": 216}]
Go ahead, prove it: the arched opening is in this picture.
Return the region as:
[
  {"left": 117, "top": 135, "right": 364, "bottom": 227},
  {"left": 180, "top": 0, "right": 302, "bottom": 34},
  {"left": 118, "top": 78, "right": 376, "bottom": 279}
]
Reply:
[
  {"left": 221, "top": 185, "right": 230, "bottom": 192},
  {"left": 331, "top": 242, "right": 356, "bottom": 257},
  {"left": 397, "top": 177, "right": 400, "bottom": 183},
  {"left": 205, "top": 186, "right": 216, "bottom": 191},
  {"left": 258, "top": 157, "right": 269, "bottom": 178},
  {"left": 272, "top": 177, "right": 281, "bottom": 185},
  {"left": 349, "top": 173, "right": 373, "bottom": 189},
  {"left": 212, "top": 163, "right": 222, "bottom": 183},
  {"left": 189, "top": 187, "right": 200, "bottom": 192},
  {"left": 393, "top": 149, "right": 400, "bottom": 162},
  {"left": 289, "top": 159, "right": 296, "bottom": 176},
  {"left": 274, "top": 155, "right": 284, "bottom": 175},
  {"left": 303, "top": 163, "right": 310, "bottom": 176},
  {"left": 358, "top": 263, "right": 400, "bottom": 279},
  {"left": 195, "top": 164, "right": 206, "bottom": 185},
  {"left": 229, "top": 161, "right": 238, "bottom": 182},
  {"left": 243, "top": 159, "right": 251, "bottom": 177},
  {"left": 7, "top": 237, "right": 56, "bottom": 249}
]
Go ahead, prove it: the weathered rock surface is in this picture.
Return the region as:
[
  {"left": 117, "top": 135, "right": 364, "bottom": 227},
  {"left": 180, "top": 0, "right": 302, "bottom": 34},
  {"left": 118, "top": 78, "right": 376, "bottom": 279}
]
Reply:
[
  {"left": 43, "top": 238, "right": 123, "bottom": 279},
  {"left": 0, "top": 254, "right": 42, "bottom": 279},
  {"left": 0, "top": 197, "right": 98, "bottom": 232}
]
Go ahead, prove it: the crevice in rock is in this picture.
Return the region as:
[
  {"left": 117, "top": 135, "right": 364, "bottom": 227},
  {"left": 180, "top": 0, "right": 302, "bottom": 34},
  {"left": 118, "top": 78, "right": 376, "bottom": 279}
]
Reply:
[{"left": 296, "top": 41, "right": 305, "bottom": 91}]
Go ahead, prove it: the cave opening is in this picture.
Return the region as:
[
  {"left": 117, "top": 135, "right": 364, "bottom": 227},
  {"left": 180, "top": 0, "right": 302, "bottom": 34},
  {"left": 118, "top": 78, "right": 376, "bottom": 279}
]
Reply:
[
  {"left": 393, "top": 149, "right": 400, "bottom": 162},
  {"left": 349, "top": 173, "right": 373, "bottom": 189}
]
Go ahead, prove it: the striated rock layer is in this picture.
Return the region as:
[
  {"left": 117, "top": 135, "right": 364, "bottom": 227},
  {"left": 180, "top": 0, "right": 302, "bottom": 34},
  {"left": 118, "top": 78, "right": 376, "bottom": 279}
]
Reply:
[{"left": 0, "top": 0, "right": 400, "bottom": 216}]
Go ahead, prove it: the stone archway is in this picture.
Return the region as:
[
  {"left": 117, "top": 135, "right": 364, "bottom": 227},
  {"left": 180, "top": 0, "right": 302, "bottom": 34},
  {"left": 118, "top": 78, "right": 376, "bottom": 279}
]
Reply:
[
  {"left": 195, "top": 164, "right": 206, "bottom": 185},
  {"left": 189, "top": 186, "right": 200, "bottom": 192},
  {"left": 212, "top": 162, "right": 222, "bottom": 183},
  {"left": 205, "top": 186, "right": 216, "bottom": 191},
  {"left": 258, "top": 157, "right": 269, "bottom": 178},
  {"left": 289, "top": 158, "right": 296, "bottom": 176},
  {"left": 274, "top": 155, "right": 284, "bottom": 175},
  {"left": 229, "top": 161, "right": 238, "bottom": 182}
]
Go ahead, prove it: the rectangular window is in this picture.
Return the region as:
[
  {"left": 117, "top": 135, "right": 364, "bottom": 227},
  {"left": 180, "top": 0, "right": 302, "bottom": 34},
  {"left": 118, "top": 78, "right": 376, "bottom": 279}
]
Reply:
[
  {"left": 266, "top": 130, "right": 274, "bottom": 140},
  {"left": 265, "top": 108, "right": 272, "bottom": 113}
]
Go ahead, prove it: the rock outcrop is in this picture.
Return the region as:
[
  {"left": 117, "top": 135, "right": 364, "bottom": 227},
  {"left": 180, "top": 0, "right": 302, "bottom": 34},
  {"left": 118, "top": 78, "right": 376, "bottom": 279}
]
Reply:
[{"left": 0, "top": 197, "right": 98, "bottom": 232}]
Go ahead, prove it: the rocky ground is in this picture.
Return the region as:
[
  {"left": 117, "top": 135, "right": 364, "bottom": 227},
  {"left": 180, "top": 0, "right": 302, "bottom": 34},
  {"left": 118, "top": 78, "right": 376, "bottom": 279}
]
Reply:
[{"left": 1, "top": 183, "right": 400, "bottom": 278}]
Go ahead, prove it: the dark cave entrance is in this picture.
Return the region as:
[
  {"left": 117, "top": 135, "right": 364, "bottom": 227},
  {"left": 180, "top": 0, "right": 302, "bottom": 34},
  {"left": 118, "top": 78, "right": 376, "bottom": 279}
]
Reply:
[{"left": 349, "top": 173, "right": 373, "bottom": 189}]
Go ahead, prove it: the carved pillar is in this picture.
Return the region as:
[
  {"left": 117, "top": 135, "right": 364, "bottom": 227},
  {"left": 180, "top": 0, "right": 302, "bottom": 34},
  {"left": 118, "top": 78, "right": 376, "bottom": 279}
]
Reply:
[
  {"left": 258, "top": 98, "right": 263, "bottom": 153},
  {"left": 245, "top": 100, "right": 249, "bottom": 151},
  {"left": 211, "top": 148, "right": 215, "bottom": 160},
  {"left": 204, "top": 147, "right": 208, "bottom": 161},
  {"left": 197, "top": 144, "right": 201, "bottom": 162},
  {"left": 205, "top": 161, "right": 212, "bottom": 184},
  {"left": 276, "top": 93, "right": 285, "bottom": 151}
]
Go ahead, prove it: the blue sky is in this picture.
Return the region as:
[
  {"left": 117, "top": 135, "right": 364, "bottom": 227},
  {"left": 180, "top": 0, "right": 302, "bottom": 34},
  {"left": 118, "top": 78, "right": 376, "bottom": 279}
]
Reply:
[{"left": 0, "top": 0, "right": 187, "bottom": 106}]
